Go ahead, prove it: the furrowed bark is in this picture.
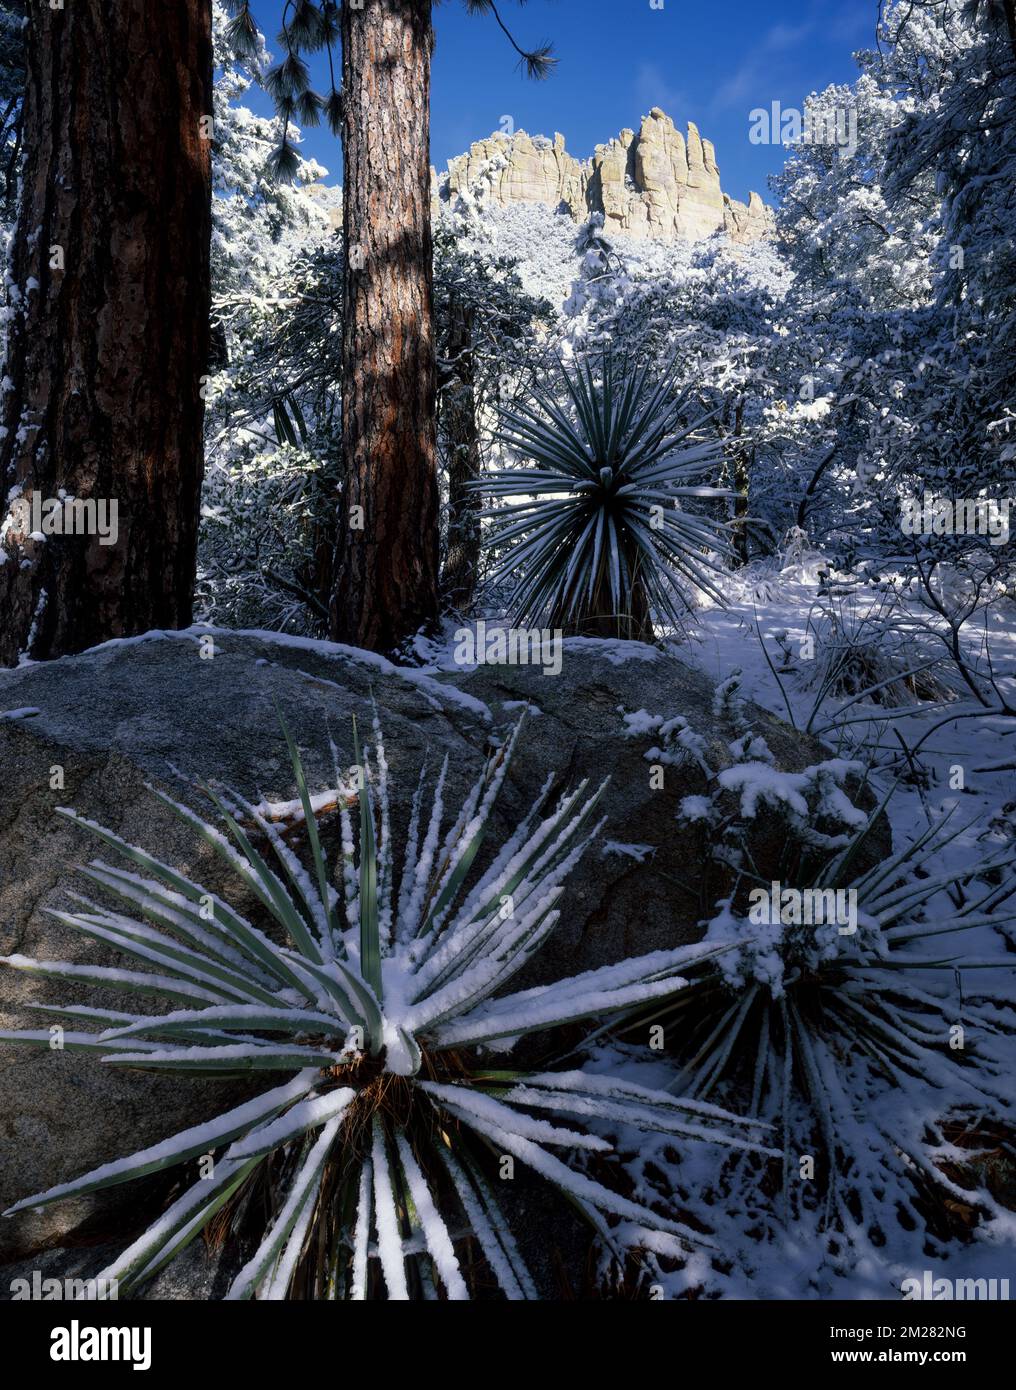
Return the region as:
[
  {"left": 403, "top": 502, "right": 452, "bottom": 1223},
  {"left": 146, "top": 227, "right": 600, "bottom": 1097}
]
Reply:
[
  {"left": 331, "top": 0, "right": 440, "bottom": 654},
  {"left": 0, "top": 0, "right": 213, "bottom": 665}
]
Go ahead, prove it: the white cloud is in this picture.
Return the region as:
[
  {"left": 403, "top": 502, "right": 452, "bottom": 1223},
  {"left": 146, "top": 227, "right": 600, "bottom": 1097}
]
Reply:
[
  {"left": 762, "top": 21, "right": 816, "bottom": 52},
  {"left": 711, "top": 20, "right": 817, "bottom": 112}
]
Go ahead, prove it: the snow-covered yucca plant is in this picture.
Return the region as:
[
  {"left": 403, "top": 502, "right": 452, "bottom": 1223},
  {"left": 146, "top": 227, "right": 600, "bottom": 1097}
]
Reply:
[
  {"left": 0, "top": 715, "right": 763, "bottom": 1299},
  {"left": 476, "top": 353, "right": 730, "bottom": 640},
  {"left": 654, "top": 794, "right": 1016, "bottom": 1247}
]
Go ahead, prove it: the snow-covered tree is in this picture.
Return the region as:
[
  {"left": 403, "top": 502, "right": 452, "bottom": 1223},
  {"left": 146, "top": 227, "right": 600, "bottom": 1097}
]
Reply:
[
  {"left": 0, "top": 0, "right": 25, "bottom": 227},
  {"left": 211, "top": 0, "right": 332, "bottom": 299}
]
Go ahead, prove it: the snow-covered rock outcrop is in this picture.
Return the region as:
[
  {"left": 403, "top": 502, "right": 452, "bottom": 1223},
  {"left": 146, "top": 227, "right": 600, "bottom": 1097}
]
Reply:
[
  {"left": 0, "top": 629, "right": 838, "bottom": 1264},
  {"left": 439, "top": 108, "right": 772, "bottom": 244}
]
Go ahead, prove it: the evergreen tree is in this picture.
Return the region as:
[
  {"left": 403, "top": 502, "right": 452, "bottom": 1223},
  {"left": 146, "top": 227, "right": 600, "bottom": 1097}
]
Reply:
[
  {"left": 230, "top": 0, "right": 554, "bottom": 653},
  {"left": 0, "top": 1, "right": 214, "bottom": 664}
]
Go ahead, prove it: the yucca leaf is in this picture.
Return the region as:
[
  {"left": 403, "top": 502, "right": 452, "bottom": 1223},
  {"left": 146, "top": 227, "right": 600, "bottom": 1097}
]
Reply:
[
  {"left": 227, "top": 1087, "right": 356, "bottom": 1162},
  {"left": 42, "top": 906, "right": 275, "bottom": 1007},
  {"left": 192, "top": 782, "right": 326, "bottom": 966},
  {"left": 54, "top": 808, "right": 304, "bottom": 993},
  {"left": 100, "top": 1043, "right": 340, "bottom": 1074},
  {"left": 349, "top": 1158, "right": 373, "bottom": 1300},
  {"left": 0, "top": 953, "right": 225, "bottom": 1009},
  {"left": 77, "top": 862, "right": 277, "bottom": 989},
  {"left": 92, "top": 1157, "right": 263, "bottom": 1297},
  {"left": 432, "top": 1086, "right": 714, "bottom": 1246},
  {"left": 98, "top": 1004, "right": 353, "bottom": 1045},
  {"left": 395, "top": 1130, "right": 468, "bottom": 1299},
  {"left": 0, "top": 1029, "right": 162, "bottom": 1055},
  {"left": 3, "top": 1071, "right": 320, "bottom": 1215},
  {"left": 132, "top": 1167, "right": 258, "bottom": 1293},
  {"left": 435, "top": 1139, "right": 535, "bottom": 1299},
  {"left": 278, "top": 948, "right": 380, "bottom": 1047},
  {"left": 370, "top": 1118, "right": 409, "bottom": 1299},
  {"left": 353, "top": 718, "right": 382, "bottom": 999},
  {"left": 226, "top": 1118, "right": 342, "bottom": 1299},
  {"left": 275, "top": 705, "right": 339, "bottom": 946}
]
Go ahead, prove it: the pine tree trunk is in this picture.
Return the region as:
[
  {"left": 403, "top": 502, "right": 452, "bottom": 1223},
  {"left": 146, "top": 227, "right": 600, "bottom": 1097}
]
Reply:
[
  {"left": 331, "top": 0, "right": 440, "bottom": 654},
  {"left": 440, "top": 293, "right": 482, "bottom": 613},
  {"left": 0, "top": 0, "right": 213, "bottom": 666}
]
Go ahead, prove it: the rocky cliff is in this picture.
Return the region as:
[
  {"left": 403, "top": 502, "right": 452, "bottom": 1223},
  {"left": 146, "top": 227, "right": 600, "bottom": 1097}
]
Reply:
[{"left": 439, "top": 107, "right": 772, "bottom": 245}]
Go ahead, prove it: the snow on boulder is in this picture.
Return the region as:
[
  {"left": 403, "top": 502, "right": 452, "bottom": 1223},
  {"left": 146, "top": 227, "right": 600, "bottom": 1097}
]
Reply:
[{"left": 0, "top": 627, "right": 839, "bottom": 1262}]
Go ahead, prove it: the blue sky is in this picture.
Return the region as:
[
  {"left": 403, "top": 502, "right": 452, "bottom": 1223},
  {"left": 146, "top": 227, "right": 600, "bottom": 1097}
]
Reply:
[{"left": 252, "top": 0, "right": 877, "bottom": 205}]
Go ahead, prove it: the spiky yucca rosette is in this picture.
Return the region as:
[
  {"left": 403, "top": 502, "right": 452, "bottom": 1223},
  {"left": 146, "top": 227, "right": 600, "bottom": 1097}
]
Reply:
[
  {"left": 474, "top": 353, "right": 731, "bottom": 639},
  {"left": 628, "top": 782, "right": 1016, "bottom": 1257},
  {"left": 0, "top": 713, "right": 768, "bottom": 1299}
]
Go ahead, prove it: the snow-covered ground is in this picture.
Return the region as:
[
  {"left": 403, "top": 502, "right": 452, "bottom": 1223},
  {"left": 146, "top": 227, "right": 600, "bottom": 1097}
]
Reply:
[{"left": 687, "top": 563, "right": 1016, "bottom": 889}]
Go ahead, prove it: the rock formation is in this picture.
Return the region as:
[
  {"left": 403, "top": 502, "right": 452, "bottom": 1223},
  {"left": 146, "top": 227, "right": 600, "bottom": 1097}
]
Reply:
[{"left": 440, "top": 108, "right": 772, "bottom": 245}]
